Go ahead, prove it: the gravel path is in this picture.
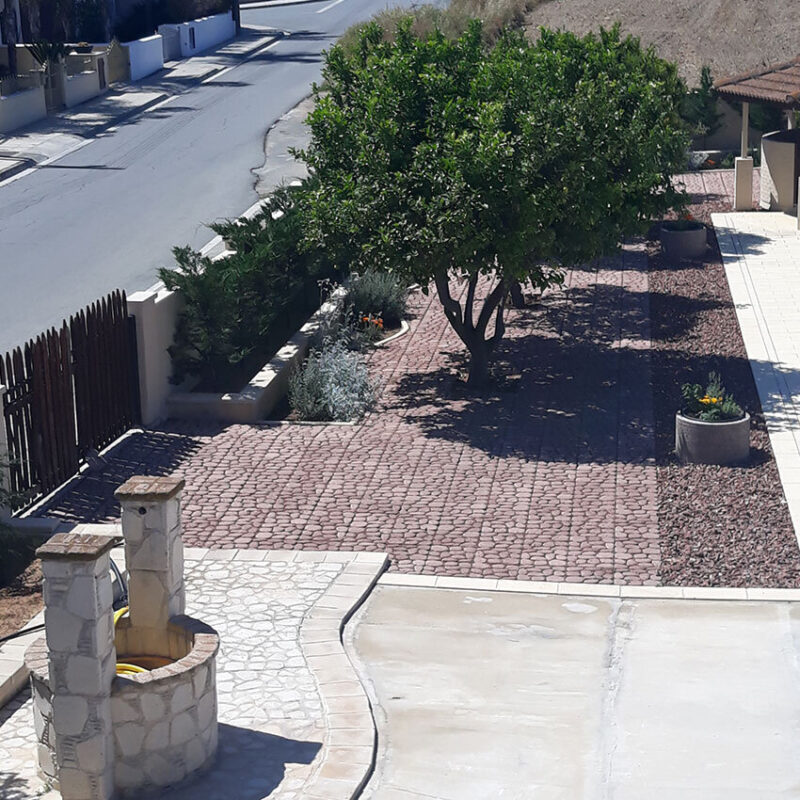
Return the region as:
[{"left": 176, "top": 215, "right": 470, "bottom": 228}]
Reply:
[{"left": 650, "top": 170, "right": 800, "bottom": 586}]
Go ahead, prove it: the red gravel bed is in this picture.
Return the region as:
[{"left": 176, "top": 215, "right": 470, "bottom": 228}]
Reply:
[{"left": 649, "top": 174, "right": 800, "bottom": 587}]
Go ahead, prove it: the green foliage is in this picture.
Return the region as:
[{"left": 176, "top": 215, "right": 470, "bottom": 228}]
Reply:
[
  {"left": 681, "top": 372, "right": 743, "bottom": 422},
  {"left": 113, "top": 0, "right": 232, "bottom": 40},
  {"left": 681, "top": 65, "right": 722, "bottom": 142},
  {"left": 0, "top": 463, "right": 36, "bottom": 586},
  {"left": 159, "top": 185, "right": 336, "bottom": 390},
  {"left": 302, "top": 21, "right": 689, "bottom": 382},
  {"left": 345, "top": 270, "right": 408, "bottom": 328},
  {"left": 74, "top": 0, "right": 107, "bottom": 42},
  {"left": 289, "top": 337, "right": 379, "bottom": 421},
  {"left": 25, "top": 40, "right": 68, "bottom": 67},
  {"left": 748, "top": 102, "right": 784, "bottom": 134}
]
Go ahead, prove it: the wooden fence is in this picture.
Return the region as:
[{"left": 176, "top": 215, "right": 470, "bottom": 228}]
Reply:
[{"left": 0, "top": 290, "right": 140, "bottom": 508}]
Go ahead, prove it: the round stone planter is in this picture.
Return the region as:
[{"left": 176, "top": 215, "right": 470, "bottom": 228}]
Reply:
[
  {"left": 675, "top": 411, "right": 750, "bottom": 465},
  {"left": 660, "top": 224, "right": 708, "bottom": 260}
]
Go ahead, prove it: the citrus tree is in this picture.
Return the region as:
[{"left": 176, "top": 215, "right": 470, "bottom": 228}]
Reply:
[{"left": 301, "top": 21, "right": 688, "bottom": 385}]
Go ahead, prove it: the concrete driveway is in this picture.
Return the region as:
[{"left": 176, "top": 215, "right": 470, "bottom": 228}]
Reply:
[{"left": 348, "top": 580, "right": 800, "bottom": 799}]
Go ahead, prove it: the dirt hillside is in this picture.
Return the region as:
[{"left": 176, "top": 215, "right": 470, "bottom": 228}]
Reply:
[{"left": 525, "top": 0, "right": 800, "bottom": 85}]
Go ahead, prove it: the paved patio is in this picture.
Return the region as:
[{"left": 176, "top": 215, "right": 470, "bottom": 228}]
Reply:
[
  {"left": 0, "top": 550, "right": 383, "bottom": 800},
  {"left": 351, "top": 578, "right": 800, "bottom": 800},
  {"left": 44, "top": 243, "right": 660, "bottom": 584}
]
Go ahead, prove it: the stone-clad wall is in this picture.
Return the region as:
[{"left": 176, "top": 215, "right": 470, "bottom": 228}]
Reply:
[
  {"left": 111, "top": 617, "right": 219, "bottom": 794},
  {"left": 24, "top": 638, "right": 57, "bottom": 786}
]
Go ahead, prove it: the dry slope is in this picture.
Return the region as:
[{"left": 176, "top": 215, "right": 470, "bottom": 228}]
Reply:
[{"left": 525, "top": 0, "right": 800, "bottom": 84}]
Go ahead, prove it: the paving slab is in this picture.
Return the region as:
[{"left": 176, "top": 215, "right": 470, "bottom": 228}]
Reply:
[
  {"left": 43, "top": 244, "right": 660, "bottom": 584},
  {"left": 712, "top": 210, "right": 800, "bottom": 541},
  {"left": 349, "top": 585, "right": 800, "bottom": 799},
  {"left": 0, "top": 550, "right": 385, "bottom": 800}
]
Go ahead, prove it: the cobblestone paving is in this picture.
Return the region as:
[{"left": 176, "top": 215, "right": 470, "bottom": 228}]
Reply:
[
  {"left": 45, "top": 243, "right": 659, "bottom": 584},
  {"left": 674, "top": 167, "right": 761, "bottom": 213},
  {"left": 0, "top": 557, "right": 342, "bottom": 800}
]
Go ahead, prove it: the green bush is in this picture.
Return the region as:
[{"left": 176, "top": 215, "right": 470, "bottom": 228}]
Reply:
[
  {"left": 0, "top": 464, "right": 36, "bottom": 587},
  {"left": 345, "top": 270, "right": 408, "bottom": 329},
  {"left": 159, "top": 185, "right": 337, "bottom": 390},
  {"left": 289, "top": 338, "right": 379, "bottom": 421}
]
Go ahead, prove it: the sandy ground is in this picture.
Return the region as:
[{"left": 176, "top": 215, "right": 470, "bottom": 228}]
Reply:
[{"left": 525, "top": 0, "right": 800, "bottom": 84}]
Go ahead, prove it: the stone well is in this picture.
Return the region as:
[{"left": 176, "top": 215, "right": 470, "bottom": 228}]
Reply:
[{"left": 25, "top": 476, "right": 220, "bottom": 799}]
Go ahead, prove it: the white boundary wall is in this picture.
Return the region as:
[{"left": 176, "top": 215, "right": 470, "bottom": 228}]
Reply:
[
  {"left": 0, "top": 85, "right": 46, "bottom": 133},
  {"left": 127, "top": 286, "right": 183, "bottom": 426},
  {"left": 64, "top": 70, "right": 101, "bottom": 108},
  {"left": 124, "top": 34, "right": 165, "bottom": 81},
  {"left": 158, "top": 11, "right": 235, "bottom": 59}
]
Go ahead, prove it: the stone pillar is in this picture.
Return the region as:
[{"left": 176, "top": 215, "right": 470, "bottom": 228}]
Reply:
[
  {"left": 114, "top": 476, "right": 186, "bottom": 630},
  {"left": 37, "top": 532, "right": 117, "bottom": 800},
  {"left": 734, "top": 156, "right": 754, "bottom": 211}
]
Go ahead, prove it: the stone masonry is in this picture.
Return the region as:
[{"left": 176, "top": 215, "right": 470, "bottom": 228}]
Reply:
[
  {"left": 115, "top": 476, "right": 187, "bottom": 629},
  {"left": 25, "top": 478, "right": 220, "bottom": 797},
  {"left": 36, "top": 532, "right": 118, "bottom": 800}
]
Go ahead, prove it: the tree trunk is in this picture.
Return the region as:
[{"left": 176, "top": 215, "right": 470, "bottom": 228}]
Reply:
[
  {"left": 465, "top": 341, "right": 490, "bottom": 386},
  {"left": 433, "top": 270, "right": 507, "bottom": 388},
  {"left": 1, "top": 4, "right": 18, "bottom": 77},
  {"left": 508, "top": 279, "right": 525, "bottom": 309}
]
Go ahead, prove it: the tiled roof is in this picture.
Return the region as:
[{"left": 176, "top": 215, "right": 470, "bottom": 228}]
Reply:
[{"left": 715, "top": 57, "right": 800, "bottom": 107}]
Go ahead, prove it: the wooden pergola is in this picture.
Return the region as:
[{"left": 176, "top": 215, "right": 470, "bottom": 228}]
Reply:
[
  {"left": 715, "top": 57, "right": 800, "bottom": 157},
  {"left": 714, "top": 58, "right": 800, "bottom": 211}
]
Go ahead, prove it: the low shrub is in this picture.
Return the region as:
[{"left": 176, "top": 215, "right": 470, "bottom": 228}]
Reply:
[
  {"left": 345, "top": 270, "right": 408, "bottom": 329},
  {"left": 289, "top": 338, "right": 379, "bottom": 421},
  {"left": 681, "top": 372, "right": 743, "bottom": 422},
  {"left": 159, "top": 185, "right": 338, "bottom": 391},
  {"left": 0, "top": 465, "right": 36, "bottom": 587}
]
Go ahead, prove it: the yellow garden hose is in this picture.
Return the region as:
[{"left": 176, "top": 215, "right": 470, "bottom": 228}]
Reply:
[{"left": 113, "top": 606, "right": 146, "bottom": 675}]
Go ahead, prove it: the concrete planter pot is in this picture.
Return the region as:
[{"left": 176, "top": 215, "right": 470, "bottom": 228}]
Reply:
[
  {"left": 675, "top": 411, "right": 750, "bottom": 465},
  {"left": 660, "top": 224, "right": 707, "bottom": 260}
]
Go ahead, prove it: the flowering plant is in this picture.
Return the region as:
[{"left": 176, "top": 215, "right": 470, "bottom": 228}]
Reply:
[
  {"left": 663, "top": 211, "right": 704, "bottom": 232},
  {"left": 681, "top": 372, "right": 743, "bottom": 421},
  {"left": 358, "top": 313, "right": 385, "bottom": 342}
]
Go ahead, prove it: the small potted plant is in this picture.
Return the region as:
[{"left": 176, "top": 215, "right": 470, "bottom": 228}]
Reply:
[
  {"left": 660, "top": 212, "right": 707, "bottom": 260},
  {"left": 676, "top": 372, "right": 749, "bottom": 465}
]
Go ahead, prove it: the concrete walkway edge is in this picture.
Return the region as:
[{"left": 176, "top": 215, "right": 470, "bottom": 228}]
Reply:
[{"left": 378, "top": 572, "right": 800, "bottom": 601}]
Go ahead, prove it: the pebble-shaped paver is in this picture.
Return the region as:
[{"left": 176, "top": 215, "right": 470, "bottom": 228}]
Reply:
[
  {"left": 0, "top": 556, "right": 343, "bottom": 800},
  {"left": 45, "top": 244, "right": 659, "bottom": 584}
]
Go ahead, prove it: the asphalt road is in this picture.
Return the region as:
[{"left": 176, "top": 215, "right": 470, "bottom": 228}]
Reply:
[{"left": 0, "top": 0, "right": 414, "bottom": 356}]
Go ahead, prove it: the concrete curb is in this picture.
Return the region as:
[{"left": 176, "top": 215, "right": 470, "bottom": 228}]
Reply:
[
  {"left": 378, "top": 573, "right": 800, "bottom": 601},
  {"left": 0, "top": 157, "right": 35, "bottom": 182},
  {"left": 301, "top": 552, "right": 387, "bottom": 799}
]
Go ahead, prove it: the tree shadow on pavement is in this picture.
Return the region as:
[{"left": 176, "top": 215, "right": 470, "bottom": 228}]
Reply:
[
  {"left": 39, "top": 428, "right": 212, "bottom": 524},
  {"left": 390, "top": 281, "right": 796, "bottom": 467},
  {"left": 160, "top": 725, "right": 321, "bottom": 800}
]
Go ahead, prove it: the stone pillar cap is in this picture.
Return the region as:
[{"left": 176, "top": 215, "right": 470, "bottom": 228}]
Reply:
[
  {"left": 115, "top": 475, "right": 186, "bottom": 502},
  {"left": 37, "top": 531, "right": 119, "bottom": 561}
]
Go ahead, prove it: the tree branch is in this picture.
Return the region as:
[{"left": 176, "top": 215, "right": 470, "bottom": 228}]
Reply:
[
  {"left": 475, "top": 276, "right": 507, "bottom": 336},
  {"left": 434, "top": 271, "right": 465, "bottom": 334},
  {"left": 465, "top": 272, "right": 479, "bottom": 331}
]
